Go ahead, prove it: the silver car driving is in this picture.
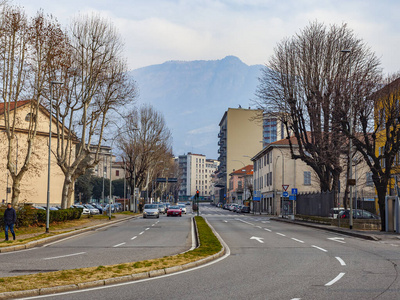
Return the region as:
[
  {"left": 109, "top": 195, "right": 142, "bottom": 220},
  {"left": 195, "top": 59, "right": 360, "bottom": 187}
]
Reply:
[{"left": 143, "top": 204, "right": 160, "bottom": 218}]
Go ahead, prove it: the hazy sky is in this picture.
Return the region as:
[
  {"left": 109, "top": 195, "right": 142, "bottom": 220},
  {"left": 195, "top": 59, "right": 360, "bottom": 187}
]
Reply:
[{"left": 13, "top": 0, "right": 400, "bottom": 74}]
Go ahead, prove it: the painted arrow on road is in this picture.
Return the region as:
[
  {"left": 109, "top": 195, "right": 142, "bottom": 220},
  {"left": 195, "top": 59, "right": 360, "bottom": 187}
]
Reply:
[
  {"left": 250, "top": 236, "right": 264, "bottom": 243},
  {"left": 328, "top": 237, "right": 345, "bottom": 243}
]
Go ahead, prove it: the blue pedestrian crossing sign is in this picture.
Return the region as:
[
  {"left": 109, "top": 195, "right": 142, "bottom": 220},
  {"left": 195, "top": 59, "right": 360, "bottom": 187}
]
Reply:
[{"left": 292, "top": 188, "right": 298, "bottom": 195}]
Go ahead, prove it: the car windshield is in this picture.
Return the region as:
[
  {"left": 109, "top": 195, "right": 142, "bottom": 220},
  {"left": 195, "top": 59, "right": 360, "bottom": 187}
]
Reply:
[
  {"left": 178, "top": 204, "right": 185, "bottom": 207},
  {"left": 158, "top": 204, "right": 164, "bottom": 208},
  {"left": 169, "top": 206, "right": 180, "bottom": 209},
  {"left": 85, "top": 204, "right": 94, "bottom": 209},
  {"left": 144, "top": 204, "right": 158, "bottom": 209}
]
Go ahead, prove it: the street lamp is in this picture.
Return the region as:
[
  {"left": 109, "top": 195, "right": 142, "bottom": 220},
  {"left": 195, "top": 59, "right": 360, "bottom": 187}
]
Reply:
[
  {"left": 46, "top": 81, "right": 63, "bottom": 233},
  {"left": 341, "top": 49, "right": 354, "bottom": 230}
]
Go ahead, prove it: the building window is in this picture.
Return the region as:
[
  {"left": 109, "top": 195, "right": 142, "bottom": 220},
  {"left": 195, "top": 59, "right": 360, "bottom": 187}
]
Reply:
[
  {"left": 366, "top": 173, "right": 373, "bottom": 187},
  {"left": 25, "top": 113, "right": 36, "bottom": 122},
  {"left": 116, "top": 170, "right": 119, "bottom": 176},
  {"left": 269, "top": 172, "right": 272, "bottom": 186},
  {"left": 304, "top": 171, "right": 311, "bottom": 185}
]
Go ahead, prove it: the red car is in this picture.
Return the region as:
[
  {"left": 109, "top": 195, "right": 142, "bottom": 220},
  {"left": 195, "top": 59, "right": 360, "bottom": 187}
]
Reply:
[{"left": 167, "top": 205, "right": 182, "bottom": 217}]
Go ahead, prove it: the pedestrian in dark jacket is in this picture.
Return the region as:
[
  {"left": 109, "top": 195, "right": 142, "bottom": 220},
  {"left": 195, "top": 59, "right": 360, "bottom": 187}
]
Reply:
[{"left": 3, "top": 203, "right": 16, "bottom": 241}]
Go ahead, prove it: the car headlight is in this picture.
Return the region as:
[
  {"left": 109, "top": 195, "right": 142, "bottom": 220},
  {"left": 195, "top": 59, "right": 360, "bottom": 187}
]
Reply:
[{"left": 143, "top": 211, "right": 147, "bottom": 214}]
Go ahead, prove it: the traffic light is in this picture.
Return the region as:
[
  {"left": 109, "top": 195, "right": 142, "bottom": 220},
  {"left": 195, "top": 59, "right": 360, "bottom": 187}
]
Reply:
[{"left": 196, "top": 190, "right": 200, "bottom": 199}]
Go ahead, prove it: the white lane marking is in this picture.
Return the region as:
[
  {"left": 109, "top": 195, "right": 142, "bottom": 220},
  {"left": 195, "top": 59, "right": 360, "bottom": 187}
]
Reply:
[
  {"left": 325, "top": 272, "right": 345, "bottom": 286},
  {"left": 311, "top": 245, "right": 328, "bottom": 252},
  {"left": 261, "top": 221, "right": 270, "bottom": 223},
  {"left": 43, "top": 252, "right": 86, "bottom": 260},
  {"left": 335, "top": 257, "right": 346, "bottom": 266},
  {"left": 20, "top": 219, "right": 232, "bottom": 300},
  {"left": 223, "top": 220, "right": 228, "bottom": 223},
  {"left": 131, "top": 236, "right": 137, "bottom": 240},
  {"left": 151, "top": 224, "right": 155, "bottom": 226},
  {"left": 145, "top": 228, "right": 150, "bottom": 231},
  {"left": 276, "top": 232, "right": 286, "bottom": 237},
  {"left": 256, "top": 226, "right": 262, "bottom": 229},
  {"left": 264, "top": 228, "right": 272, "bottom": 232},
  {"left": 390, "top": 244, "right": 399, "bottom": 247},
  {"left": 113, "top": 242, "right": 126, "bottom": 248},
  {"left": 291, "top": 298, "right": 301, "bottom": 300},
  {"left": 0, "top": 248, "right": 35, "bottom": 256},
  {"left": 139, "top": 231, "right": 144, "bottom": 235},
  {"left": 250, "top": 236, "right": 264, "bottom": 243},
  {"left": 291, "top": 238, "right": 304, "bottom": 243},
  {"left": 236, "top": 219, "right": 254, "bottom": 226},
  {"left": 327, "top": 237, "right": 345, "bottom": 244},
  {"left": 189, "top": 217, "right": 196, "bottom": 251}
]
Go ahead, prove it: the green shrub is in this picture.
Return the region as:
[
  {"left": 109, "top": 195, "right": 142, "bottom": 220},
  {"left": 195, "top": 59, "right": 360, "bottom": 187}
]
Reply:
[{"left": 0, "top": 206, "right": 82, "bottom": 229}]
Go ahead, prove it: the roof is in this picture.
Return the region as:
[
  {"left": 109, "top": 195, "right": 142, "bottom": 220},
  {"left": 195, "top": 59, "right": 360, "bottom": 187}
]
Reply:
[
  {"left": 229, "top": 164, "right": 253, "bottom": 176},
  {"left": 0, "top": 100, "right": 32, "bottom": 115}
]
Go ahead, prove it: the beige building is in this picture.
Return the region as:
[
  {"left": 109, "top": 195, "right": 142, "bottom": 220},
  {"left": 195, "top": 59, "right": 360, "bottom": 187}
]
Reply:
[
  {"left": 217, "top": 108, "right": 263, "bottom": 202},
  {"left": 178, "top": 153, "right": 219, "bottom": 201},
  {"left": 0, "top": 101, "right": 75, "bottom": 206},
  {"left": 251, "top": 136, "right": 376, "bottom": 215}
]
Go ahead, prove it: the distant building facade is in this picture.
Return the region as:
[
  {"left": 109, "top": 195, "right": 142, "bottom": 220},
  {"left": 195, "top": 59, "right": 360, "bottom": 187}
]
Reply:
[
  {"left": 228, "top": 165, "right": 253, "bottom": 204},
  {"left": 263, "top": 112, "right": 286, "bottom": 147},
  {"left": 217, "top": 108, "right": 263, "bottom": 203},
  {"left": 178, "top": 153, "right": 219, "bottom": 201}
]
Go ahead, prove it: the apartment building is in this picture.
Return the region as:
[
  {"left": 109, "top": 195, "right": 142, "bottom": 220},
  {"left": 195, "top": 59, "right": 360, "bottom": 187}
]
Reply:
[
  {"left": 263, "top": 112, "right": 286, "bottom": 147},
  {"left": 217, "top": 108, "right": 263, "bottom": 203},
  {"left": 228, "top": 165, "right": 253, "bottom": 204},
  {"left": 178, "top": 153, "right": 219, "bottom": 201}
]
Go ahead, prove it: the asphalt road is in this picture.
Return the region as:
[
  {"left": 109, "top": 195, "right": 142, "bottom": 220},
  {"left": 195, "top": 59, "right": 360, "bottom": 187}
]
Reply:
[
  {"left": 14, "top": 204, "right": 400, "bottom": 299},
  {"left": 0, "top": 210, "right": 193, "bottom": 277}
]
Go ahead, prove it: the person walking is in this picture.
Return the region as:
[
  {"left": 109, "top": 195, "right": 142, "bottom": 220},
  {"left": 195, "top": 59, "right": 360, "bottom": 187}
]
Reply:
[{"left": 3, "top": 203, "right": 16, "bottom": 241}]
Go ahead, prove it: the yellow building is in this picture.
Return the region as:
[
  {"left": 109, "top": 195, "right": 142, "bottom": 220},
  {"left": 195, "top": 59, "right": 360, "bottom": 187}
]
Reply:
[
  {"left": 0, "top": 101, "right": 74, "bottom": 206},
  {"left": 217, "top": 108, "right": 263, "bottom": 203}
]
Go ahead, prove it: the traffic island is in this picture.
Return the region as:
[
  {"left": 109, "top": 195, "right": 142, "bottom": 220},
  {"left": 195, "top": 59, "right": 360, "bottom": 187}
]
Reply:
[{"left": 0, "top": 216, "right": 225, "bottom": 299}]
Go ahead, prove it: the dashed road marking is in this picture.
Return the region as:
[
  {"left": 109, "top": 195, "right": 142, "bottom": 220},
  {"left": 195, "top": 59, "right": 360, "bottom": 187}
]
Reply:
[
  {"left": 291, "top": 238, "right": 304, "bottom": 243},
  {"left": 276, "top": 233, "right": 286, "bottom": 237},
  {"left": 131, "top": 236, "right": 137, "bottom": 240},
  {"left": 325, "top": 272, "right": 345, "bottom": 286},
  {"left": 335, "top": 257, "right": 346, "bottom": 266},
  {"left": 145, "top": 228, "right": 150, "bottom": 231},
  {"left": 113, "top": 242, "right": 126, "bottom": 248},
  {"left": 312, "top": 245, "right": 328, "bottom": 252},
  {"left": 139, "top": 231, "right": 144, "bottom": 235},
  {"left": 264, "top": 228, "right": 272, "bottom": 232}
]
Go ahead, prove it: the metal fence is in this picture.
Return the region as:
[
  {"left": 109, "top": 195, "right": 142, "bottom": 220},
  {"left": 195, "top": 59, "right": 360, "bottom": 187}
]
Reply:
[
  {"left": 296, "top": 191, "right": 378, "bottom": 217},
  {"left": 296, "top": 191, "right": 334, "bottom": 217}
]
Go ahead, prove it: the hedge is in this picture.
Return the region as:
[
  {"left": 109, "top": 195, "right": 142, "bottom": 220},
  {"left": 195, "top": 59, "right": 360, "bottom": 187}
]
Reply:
[{"left": 0, "top": 206, "right": 82, "bottom": 229}]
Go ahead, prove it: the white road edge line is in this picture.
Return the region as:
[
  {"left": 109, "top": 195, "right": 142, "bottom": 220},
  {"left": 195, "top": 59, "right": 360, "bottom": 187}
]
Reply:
[
  {"left": 335, "top": 256, "right": 346, "bottom": 266},
  {"left": 325, "top": 272, "right": 345, "bottom": 286},
  {"left": 113, "top": 242, "right": 126, "bottom": 248},
  {"left": 189, "top": 217, "right": 196, "bottom": 251},
  {"left": 43, "top": 252, "right": 86, "bottom": 260},
  {"left": 276, "top": 232, "right": 286, "bottom": 237},
  {"left": 311, "top": 245, "right": 328, "bottom": 252},
  {"left": 291, "top": 238, "right": 304, "bottom": 243},
  {"left": 20, "top": 218, "right": 231, "bottom": 300},
  {"left": 131, "top": 236, "right": 137, "bottom": 240}
]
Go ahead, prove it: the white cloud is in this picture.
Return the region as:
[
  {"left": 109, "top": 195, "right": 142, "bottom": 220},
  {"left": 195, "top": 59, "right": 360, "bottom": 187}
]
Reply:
[{"left": 188, "top": 125, "right": 218, "bottom": 135}]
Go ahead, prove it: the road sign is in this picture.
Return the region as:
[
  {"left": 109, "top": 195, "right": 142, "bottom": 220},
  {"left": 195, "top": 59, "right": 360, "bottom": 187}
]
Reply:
[
  {"left": 253, "top": 191, "right": 261, "bottom": 201},
  {"left": 292, "top": 188, "right": 298, "bottom": 195},
  {"left": 282, "top": 184, "right": 289, "bottom": 191},
  {"left": 282, "top": 191, "right": 289, "bottom": 197},
  {"left": 289, "top": 195, "right": 296, "bottom": 201}
]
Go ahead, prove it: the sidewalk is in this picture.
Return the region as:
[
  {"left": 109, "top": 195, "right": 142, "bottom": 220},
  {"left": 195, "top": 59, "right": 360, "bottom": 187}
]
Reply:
[{"left": 0, "top": 213, "right": 139, "bottom": 253}]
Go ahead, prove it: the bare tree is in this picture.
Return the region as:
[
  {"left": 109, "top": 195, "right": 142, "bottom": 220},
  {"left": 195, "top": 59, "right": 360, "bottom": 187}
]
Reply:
[
  {"left": 341, "top": 75, "right": 400, "bottom": 230},
  {"left": 0, "top": 7, "right": 65, "bottom": 205},
  {"left": 50, "top": 14, "right": 136, "bottom": 208},
  {"left": 255, "top": 22, "right": 381, "bottom": 199},
  {"left": 119, "top": 104, "right": 172, "bottom": 201}
]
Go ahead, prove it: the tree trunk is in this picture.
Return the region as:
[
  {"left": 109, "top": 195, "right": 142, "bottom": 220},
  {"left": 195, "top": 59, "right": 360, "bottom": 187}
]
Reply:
[
  {"left": 376, "top": 185, "right": 387, "bottom": 231},
  {"left": 11, "top": 178, "right": 21, "bottom": 206},
  {"left": 61, "top": 173, "right": 73, "bottom": 209}
]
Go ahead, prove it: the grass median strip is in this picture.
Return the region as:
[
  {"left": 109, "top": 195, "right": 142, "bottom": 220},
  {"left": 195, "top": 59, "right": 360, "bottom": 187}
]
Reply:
[{"left": 0, "top": 216, "right": 221, "bottom": 293}]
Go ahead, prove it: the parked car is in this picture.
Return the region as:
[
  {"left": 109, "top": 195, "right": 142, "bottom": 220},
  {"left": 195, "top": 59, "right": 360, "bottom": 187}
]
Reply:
[
  {"left": 178, "top": 203, "right": 187, "bottom": 214},
  {"left": 229, "top": 204, "right": 239, "bottom": 211},
  {"left": 167, "top": 205, "right": 182, "bottom": 217},
  {"left": 104, "top": 204, "right": 116, "bottom": 213},
  {"left": 31, "top": 205, "right": 45, "bottom": 210},
  {"left": 83, "top": 204, "right": 100, "bottom": 215},
  {"left": 186, "top": 202, "right": 191, "bottom": 206},
  {"left": 143, "top": 204, "right": 160, "bottom": 218},
  {"left": 71, "top": 204, "right": 90, "bottom": 215},
  {"left": 223, "top": 203, "right": 229, "bottom": 210},
  {"left": 91, "top": 203, "right": 103, "bottom": 214},
  {"left": 235, "top": 205, "right": 243, "bottom": 213},
  {"left": 338, "top": 209, "right": 380, "bottom": 219},
  {"left": 158, "top": 204, "right": 166, "bottom": 214},
  {"left": 240, "top": 206, "right": 250, "bottom": 213},
  {"left": 329, "top": 207, "right": 345, "bottom": 219}
]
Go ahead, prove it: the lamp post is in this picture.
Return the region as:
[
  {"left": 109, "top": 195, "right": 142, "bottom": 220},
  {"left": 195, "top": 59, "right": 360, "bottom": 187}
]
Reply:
[
  {"left": 46, "top": 81, "right": 63, "bottom": 233},
  {"left": 341, "top": 49, "right": 353, "bottom": 229}
]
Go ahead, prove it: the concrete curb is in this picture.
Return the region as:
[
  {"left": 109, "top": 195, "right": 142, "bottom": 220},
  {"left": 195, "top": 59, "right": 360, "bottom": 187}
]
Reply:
[
  {"left": 0, "top": 216, "right": 227, "bottom": 299},
  {"left": 0, "top": 215, "right": 139, "bottom": 253},
  {"left": 271, "top": 217, "right": 380, "bottom": 241}
]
